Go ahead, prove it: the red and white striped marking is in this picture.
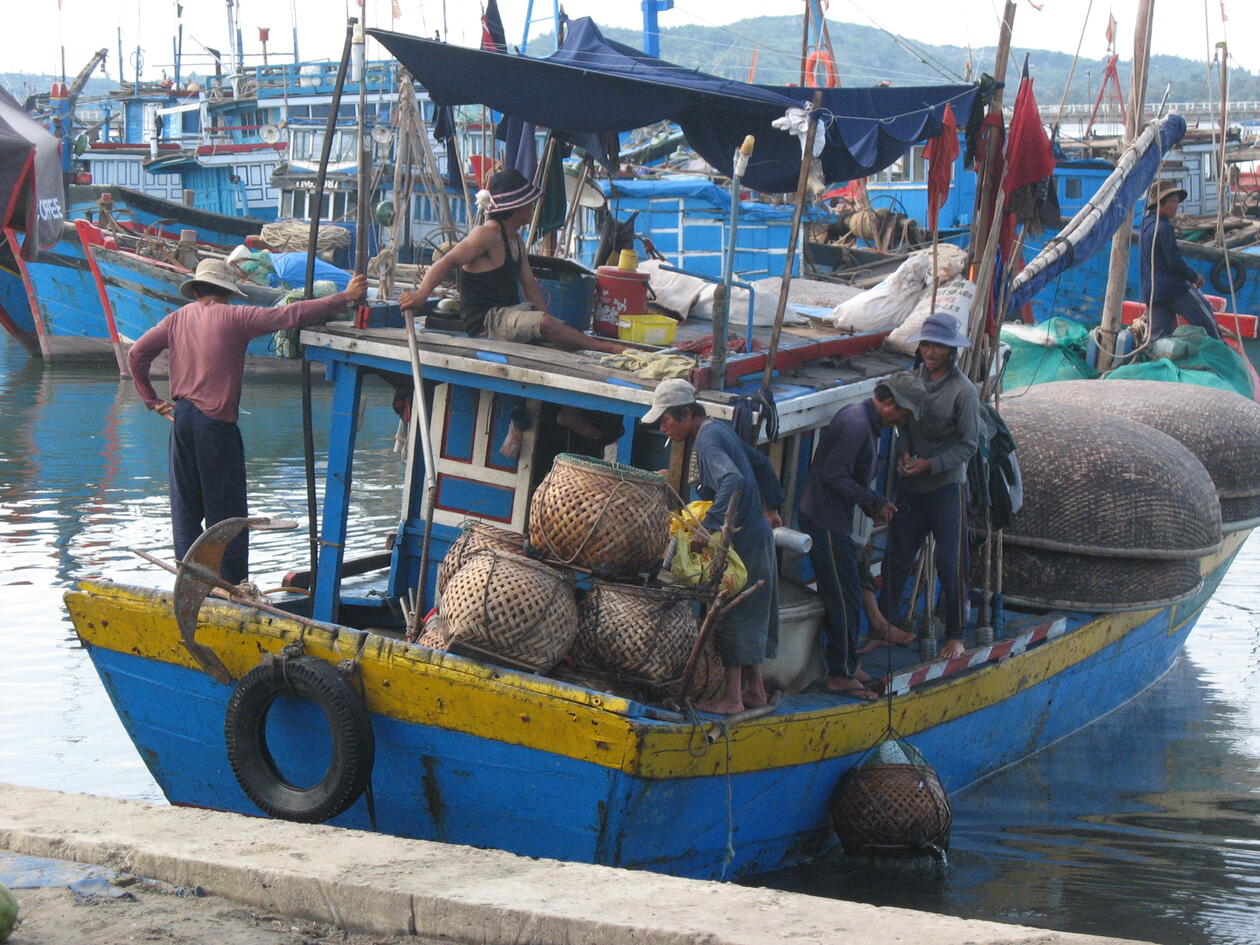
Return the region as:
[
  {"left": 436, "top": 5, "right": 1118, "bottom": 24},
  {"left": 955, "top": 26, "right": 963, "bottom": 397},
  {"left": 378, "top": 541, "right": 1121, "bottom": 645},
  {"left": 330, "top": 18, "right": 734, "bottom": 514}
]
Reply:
[{"left": 875, "top": 616, "right": 1068, "bottom": 696}]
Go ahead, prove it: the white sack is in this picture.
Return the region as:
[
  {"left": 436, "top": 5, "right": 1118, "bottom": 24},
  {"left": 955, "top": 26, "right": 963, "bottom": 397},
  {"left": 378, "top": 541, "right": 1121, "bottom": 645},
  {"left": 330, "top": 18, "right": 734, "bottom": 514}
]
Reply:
[
  {"left": 641, "top": 259, "right": 708, "bottom": 322},
  {"left": 689, "top": 277, "right": 806, "bottom": 327},
  {"left": 825, "top": 252, "right": 932, "bottom": 332},
  {"left": 884, "top": 275, "right": 977, "bottom": 355}
]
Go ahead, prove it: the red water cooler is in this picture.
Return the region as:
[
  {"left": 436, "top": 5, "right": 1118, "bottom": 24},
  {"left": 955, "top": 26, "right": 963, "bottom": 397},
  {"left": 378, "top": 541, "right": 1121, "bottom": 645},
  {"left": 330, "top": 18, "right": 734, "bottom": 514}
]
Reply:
[{"left": 594, "top": 266, "right": 650, "bottom": 338}]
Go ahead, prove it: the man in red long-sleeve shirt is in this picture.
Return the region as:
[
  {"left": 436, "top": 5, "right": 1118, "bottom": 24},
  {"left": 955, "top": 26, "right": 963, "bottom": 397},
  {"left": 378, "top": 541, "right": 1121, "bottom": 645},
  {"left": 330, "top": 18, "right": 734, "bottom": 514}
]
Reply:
[{"left": 128, "top": 259, "right": 366, "bottom": 583}]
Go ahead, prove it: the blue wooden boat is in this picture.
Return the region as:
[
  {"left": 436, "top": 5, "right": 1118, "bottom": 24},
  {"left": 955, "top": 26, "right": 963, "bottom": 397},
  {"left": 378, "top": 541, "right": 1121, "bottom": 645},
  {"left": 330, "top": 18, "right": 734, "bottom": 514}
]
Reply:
[
  {"left": 62, "top": 313, "right": 1254, "bottom": 879},
  {"left": 60, "top": 22, "right": 1256, "bottom": 883}
]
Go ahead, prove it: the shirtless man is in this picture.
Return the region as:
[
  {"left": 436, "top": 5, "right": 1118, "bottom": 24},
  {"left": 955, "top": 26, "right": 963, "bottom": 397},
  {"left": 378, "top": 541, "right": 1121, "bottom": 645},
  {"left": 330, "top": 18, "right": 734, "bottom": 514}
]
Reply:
[{"left": 399, "top": 168, "right": 623, "bottom": 354}]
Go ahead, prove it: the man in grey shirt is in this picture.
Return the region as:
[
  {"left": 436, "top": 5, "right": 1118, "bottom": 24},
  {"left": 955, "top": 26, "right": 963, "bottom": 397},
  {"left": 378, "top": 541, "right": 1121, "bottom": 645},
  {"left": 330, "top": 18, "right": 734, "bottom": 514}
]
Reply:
[{"left": 879, "top": 313, "right": 981, "bottom": 660}]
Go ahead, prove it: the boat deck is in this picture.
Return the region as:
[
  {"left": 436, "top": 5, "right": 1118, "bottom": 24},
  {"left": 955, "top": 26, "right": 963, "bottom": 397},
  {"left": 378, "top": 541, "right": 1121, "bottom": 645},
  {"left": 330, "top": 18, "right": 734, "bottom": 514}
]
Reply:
[{"left": 303, "top": 314, "right": 913, "bottom": 435}]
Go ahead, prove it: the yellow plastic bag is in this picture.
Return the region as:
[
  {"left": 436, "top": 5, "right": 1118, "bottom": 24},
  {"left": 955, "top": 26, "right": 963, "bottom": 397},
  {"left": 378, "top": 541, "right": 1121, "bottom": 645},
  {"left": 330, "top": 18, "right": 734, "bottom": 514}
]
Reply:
[{"left": 669, "top": 500, "right": 747, "bottom": 596}]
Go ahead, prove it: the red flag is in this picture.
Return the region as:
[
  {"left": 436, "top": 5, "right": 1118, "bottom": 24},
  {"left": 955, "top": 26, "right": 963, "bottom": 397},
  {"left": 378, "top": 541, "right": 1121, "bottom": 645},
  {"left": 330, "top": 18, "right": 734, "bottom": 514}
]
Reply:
[
  {"left": 1105, "top": 13, "right": 1117, "bottom": 47},
  {"left": 923, "top": 104, "right": 959, "bottom": 232},
  {"left": 1220, "top": 1, "right": 1228, "bottom": 22},
  {"left": 1003, "top": 72, "right": 1055, "bottom": 195},
  {"left": 481, "top": 0, "right": 507, "bottom": 53}
]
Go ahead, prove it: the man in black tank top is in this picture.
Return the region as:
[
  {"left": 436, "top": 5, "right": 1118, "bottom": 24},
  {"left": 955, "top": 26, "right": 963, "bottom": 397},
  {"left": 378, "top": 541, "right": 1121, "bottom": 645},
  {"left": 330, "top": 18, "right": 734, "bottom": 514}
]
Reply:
[{"left": 401, "top": 169, "right": 625, "bottom": 354}]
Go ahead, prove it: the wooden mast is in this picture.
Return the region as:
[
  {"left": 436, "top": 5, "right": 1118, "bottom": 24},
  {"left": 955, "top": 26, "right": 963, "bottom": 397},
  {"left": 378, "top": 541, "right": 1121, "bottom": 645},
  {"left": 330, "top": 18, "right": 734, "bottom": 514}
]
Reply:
[{"left": 1095, "top": 0, "right": 1155, "bottom": 371}]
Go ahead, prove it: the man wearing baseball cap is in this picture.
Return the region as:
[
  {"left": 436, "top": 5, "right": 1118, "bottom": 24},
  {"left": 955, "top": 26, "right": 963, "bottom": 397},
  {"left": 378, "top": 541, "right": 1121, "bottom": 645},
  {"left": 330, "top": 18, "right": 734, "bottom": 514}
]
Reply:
[
  {"left": 644, "top": 378, "right": 785, "bottom": 715},
  {"left": 1139, "top": 179, "right": 1221, "bottom": 343},
  {"left": 400, "top": 168, "right": 624, "bottom": 354},
  {"left": 797, "top": 372, "right": 926, "bottom": 699}
]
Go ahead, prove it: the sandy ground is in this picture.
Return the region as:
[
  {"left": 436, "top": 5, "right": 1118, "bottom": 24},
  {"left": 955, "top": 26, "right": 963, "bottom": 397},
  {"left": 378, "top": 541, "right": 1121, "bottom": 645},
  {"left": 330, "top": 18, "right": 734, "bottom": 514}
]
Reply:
[{"left": 3, "top": 883, "right": 443, "bottom": 945}]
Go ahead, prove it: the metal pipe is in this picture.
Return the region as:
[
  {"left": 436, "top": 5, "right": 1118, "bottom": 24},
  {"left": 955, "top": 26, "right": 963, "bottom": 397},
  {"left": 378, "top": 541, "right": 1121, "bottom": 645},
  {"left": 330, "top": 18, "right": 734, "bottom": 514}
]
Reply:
[
  {"left": 301, "top": 20, "right": 355, "bottom": 604},
  {"left": 714, "top": 135, "right": 755, "bottom": 392}
]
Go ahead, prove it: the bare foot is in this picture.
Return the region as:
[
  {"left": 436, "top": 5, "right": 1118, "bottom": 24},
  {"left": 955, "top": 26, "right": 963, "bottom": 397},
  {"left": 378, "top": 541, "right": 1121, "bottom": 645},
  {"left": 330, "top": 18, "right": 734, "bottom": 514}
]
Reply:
[
  {"left": 939, "top": 638, "right": 966, "bottom": 660},
  {"left": 824, "top": 676, "right": 879, "bottom": 701},
  {"left": 857, "top": 622, "right": 916, "bottom": 654},
  {"left": 741, "top": 687, "right": 769, "bottom": 708},
  {"left": 854, "top": 667, "right": 874, "bottom": 685},
  {"left": 695, "top": 696, "right": 745, "bottom": 715}
]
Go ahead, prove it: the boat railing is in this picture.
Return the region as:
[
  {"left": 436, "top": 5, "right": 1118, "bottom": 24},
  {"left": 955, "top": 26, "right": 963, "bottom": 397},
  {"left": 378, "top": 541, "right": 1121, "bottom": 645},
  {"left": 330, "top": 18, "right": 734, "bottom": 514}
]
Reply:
[{"left": 251, "top": 61, "right": 400, "bottom": 97}]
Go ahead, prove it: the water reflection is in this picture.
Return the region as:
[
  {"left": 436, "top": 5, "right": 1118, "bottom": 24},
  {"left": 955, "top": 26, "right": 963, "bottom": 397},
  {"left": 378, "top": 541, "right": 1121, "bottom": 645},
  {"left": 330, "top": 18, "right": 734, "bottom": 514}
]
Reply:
[{"left": 2, "top": 334, "right": 1259, "bottom": 944}]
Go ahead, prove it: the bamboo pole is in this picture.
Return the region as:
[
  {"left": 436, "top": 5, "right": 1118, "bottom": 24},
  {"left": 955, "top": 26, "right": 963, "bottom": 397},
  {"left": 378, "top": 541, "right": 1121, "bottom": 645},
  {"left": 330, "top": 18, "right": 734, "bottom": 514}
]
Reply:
[
  {"left": 967, "top": 0, "right": 1017, "bottom": 269},
  {"left": 1216, "top": 41, "right": 1237, "bottom": 311},
  {"left": 1096, "top": 0, "right": 1155, "bottom": 371}
]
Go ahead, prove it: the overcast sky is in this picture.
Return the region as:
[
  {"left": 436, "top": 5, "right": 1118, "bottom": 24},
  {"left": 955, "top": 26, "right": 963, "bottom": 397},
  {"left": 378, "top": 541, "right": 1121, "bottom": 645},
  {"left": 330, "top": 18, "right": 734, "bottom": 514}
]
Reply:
[{"left": 2, "top": 0, "right": 1252, "bottom": 88}]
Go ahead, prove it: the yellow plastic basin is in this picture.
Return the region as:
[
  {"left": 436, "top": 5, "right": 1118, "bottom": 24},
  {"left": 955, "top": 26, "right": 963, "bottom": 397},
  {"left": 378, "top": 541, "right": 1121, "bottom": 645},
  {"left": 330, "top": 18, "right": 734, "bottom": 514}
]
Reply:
[{"left": 618, "top": 314, "right": 678, "bottom": 346}]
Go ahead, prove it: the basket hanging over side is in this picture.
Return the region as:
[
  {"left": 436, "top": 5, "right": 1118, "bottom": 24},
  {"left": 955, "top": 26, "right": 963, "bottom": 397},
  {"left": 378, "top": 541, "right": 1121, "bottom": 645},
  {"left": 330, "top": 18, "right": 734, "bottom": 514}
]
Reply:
[
  {"left": 528, "top": 453, "right": 671, "bottom": 575},
  {"left": 575, "top": 581, "right": 697, "bottom": 686},
  {"left": 831, "top": 735, "right": 951, "bottom": 856},
  {"left": 437, "top": 520, "right": 526, "bottom": 596},
  {"left": 440, "top": 549, "right": 578, "bottom": 672}
]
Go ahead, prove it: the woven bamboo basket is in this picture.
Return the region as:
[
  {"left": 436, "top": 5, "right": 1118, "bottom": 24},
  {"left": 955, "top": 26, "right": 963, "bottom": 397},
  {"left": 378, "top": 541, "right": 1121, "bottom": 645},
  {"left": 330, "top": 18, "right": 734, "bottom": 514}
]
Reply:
[
  {"left": 575, "top": 582, "right": 697, "bottom": 685},
  {"left": 528, "top": 454, "right": 670, "bottom": 575},
  {"left": 1001, "top": 399, "right": 1222, "bottom": 558},
  {"left": 831, "top": 763, "right": 952, "bottom": 855},
  {"left": 440, "top": 549, "right": 578, "bottom": 672},
  {"left": 989, "top": 400, "right": 1221, "bottom": 609},
  {"left": 1020, "top": 379, "right": 1260, "bottom": 530},
  {"left": 417, "top": 614, "right": 450, "bottom": 650},
  {"left": 437, "top": 520, "right": 526, "bottom": 596}
]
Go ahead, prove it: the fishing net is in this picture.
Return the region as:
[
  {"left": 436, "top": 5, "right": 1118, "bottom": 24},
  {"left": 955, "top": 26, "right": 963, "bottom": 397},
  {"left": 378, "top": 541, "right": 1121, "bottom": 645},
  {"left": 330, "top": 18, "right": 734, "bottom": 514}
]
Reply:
[
  {"left": 1110, "top": 326, "right": 1253, "bottom": 399},
  {"left": 1000, "top": 317, "right": 1096, "bottom": 392}
]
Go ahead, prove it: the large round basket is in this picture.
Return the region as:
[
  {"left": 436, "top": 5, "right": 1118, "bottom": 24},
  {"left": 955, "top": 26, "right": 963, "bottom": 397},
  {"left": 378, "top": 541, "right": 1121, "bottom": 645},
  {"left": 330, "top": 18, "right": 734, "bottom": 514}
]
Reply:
[
  {"left": 831, "top": 763, "right": 951, "bottom": 855},
  {"left": 1019, "top": 379, "right": 1260, "bottom": 530},
  {"left": 528, "top": 453, "right": 670, "bottom": 576},
  {"left": 576, "top": 581, "right": 697, "bottom": 685},
  {"left": 440, "top": 549, "right": 578, "bottom": 672},
  {"left": 992, "top": 399, "right": 1222, "bottom": 609},
  {"left": 437, "top": 520, "right": 526, "bottom": 596}
]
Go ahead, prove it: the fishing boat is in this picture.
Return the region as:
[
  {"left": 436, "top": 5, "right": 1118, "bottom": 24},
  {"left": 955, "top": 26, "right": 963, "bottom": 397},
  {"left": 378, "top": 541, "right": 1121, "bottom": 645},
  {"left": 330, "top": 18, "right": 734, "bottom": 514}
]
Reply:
[{"left": 63, "top": 14, "right": 1260, "bottom": 883}]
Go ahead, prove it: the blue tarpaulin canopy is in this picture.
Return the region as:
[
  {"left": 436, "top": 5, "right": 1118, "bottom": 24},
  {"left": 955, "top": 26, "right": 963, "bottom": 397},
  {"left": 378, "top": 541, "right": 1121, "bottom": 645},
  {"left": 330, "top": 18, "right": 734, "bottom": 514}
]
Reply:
[{"left": 369, "top": 19, "right": 977, "bottom": 194}]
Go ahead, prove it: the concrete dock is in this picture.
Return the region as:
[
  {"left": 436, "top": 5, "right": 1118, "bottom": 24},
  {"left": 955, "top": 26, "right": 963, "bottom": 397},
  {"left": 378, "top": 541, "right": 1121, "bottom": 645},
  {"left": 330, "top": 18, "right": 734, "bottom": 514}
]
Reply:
[{"left": 0, "top": 782, "right": 1155, "bottom": 945}]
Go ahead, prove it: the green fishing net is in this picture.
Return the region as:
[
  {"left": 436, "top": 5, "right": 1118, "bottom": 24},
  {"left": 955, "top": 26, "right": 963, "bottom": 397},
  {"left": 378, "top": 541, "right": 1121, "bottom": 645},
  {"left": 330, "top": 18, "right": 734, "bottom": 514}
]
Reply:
[{"left": 1000, "top": 317, "right": 1097, "bottom": 392}]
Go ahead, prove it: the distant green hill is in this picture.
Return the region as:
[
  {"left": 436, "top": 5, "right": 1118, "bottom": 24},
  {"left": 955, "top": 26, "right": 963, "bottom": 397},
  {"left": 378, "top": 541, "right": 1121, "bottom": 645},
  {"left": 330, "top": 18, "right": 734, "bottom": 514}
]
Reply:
[
  {"left": 532, "top": 15, "right": 1259, "bottom": 105},
  {"left": 1, "top": 73, "right": 119, "bottom": 103}
]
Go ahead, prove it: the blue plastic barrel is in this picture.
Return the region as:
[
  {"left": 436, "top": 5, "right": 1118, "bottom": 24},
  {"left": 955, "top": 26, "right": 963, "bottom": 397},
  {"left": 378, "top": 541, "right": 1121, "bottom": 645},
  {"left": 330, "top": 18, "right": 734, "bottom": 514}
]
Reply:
[{"left": 532, "top": 257, "right": 597, "bottom": 331}]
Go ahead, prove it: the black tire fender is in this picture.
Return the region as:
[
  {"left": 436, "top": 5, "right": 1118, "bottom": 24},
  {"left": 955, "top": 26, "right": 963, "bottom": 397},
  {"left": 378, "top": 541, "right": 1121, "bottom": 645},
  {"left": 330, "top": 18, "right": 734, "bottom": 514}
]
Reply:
[
  {"left": 1210, "top": 257, "right": 1246, "bottom": 295},
  {"left": 224, "top": 655, "right": 374, "bottom": 823}
]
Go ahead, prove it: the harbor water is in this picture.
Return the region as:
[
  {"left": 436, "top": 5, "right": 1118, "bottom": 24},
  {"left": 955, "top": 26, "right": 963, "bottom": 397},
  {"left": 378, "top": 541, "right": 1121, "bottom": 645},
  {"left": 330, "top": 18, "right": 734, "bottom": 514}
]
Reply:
[{"left": 1, "top": 335, "right": 1258, "bottom": 945}]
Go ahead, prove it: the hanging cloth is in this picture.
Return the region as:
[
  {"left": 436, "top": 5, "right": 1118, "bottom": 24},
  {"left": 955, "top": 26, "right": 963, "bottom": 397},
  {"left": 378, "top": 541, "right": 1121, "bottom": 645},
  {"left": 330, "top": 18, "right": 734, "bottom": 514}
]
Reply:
[{"left": 923, "top": 103, "right": 959, "bottom": 232}]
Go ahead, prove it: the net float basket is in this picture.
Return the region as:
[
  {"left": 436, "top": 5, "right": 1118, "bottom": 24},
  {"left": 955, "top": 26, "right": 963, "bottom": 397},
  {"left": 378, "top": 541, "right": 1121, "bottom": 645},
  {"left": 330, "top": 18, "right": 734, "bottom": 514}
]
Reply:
[
  {"left": 440, "top": 548, "right": 578, "bottom": 673},
  {"left": 528, "top": 453, "right": 671, "bottom": 576}
]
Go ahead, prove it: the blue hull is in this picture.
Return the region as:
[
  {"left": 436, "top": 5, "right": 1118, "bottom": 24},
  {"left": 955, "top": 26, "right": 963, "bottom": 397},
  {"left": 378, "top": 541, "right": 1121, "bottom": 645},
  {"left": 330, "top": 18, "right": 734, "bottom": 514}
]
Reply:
[{"left": 79, "top": 550, "right": 1230, "bottom": 880}]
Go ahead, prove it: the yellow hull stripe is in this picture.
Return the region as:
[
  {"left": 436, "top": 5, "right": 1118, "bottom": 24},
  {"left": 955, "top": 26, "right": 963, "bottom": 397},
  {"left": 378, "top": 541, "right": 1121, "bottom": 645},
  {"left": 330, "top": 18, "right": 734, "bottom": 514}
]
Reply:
[{"left": 66, "top": 532, "right": 1243, "bottom": 781}]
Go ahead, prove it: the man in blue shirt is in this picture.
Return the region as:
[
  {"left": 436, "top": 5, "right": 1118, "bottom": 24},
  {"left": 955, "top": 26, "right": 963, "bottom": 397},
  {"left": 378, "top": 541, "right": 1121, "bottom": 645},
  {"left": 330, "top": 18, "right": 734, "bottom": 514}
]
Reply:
[
  {"left": 644, "top": 379, "right": 785, "bottom": 715},
  {"left": 1139, "top": 180, "right": 1221, "bottom": 344},
  {"left": 798, "top": 373, "right": 925, "bottom": 699}
]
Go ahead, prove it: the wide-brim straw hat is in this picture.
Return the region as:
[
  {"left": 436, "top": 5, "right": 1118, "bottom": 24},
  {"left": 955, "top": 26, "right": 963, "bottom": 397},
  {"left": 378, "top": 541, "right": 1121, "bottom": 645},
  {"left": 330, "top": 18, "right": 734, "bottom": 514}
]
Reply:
[
  {"left": 179, "top": 259, "right": 247, "bottom": 300},
  {"left": 1147, "top": 179, "right": 1188, "bottom": 210}
]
